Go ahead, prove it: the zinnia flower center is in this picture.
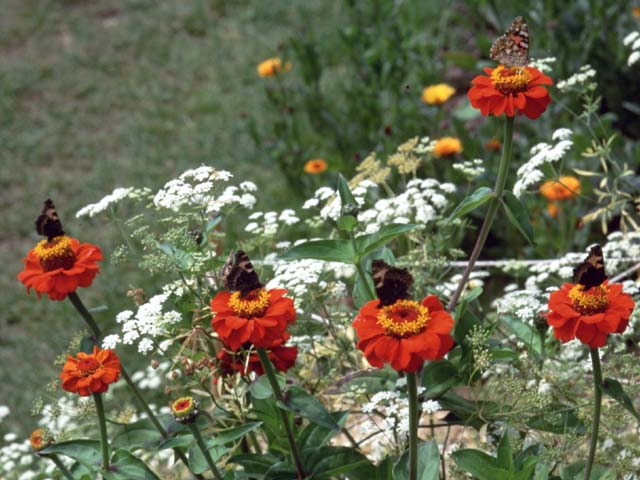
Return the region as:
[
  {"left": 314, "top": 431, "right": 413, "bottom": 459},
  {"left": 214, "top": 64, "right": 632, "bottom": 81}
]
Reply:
[
  {"left": 228, "top": 288, "right": 269, "bottom": 317},
  {"left": 33, "top": 235, "right": 76, "bottom": 272},
  {"left": 76, "top": 357, "right": 101, "bottom": 376},
  {"left": 568, "top": 284, "right": 609, "bottom": 315},
  {"left": 377, "top": 300, "right": 429, "bottom": 337},
  {"left": 490, "top": 65, "right": 531, "bottom": 95},
  {"left": 172, "top": 398, "right": 193, "bottom": 414}
]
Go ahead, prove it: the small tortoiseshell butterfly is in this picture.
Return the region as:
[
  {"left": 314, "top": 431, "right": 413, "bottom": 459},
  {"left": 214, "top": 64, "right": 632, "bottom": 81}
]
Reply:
[
  {"left": 371, "top": 259, "right": 414, "bottom": 307},
  {"left": 490, "top": 16, "right": 529, "bottom": 67},
  {"left": 35, "top": 199, "right": 65, "bottom": 241},
  {"left": 221, "top": 250, "right": 262, "bottom": 296},
  {"left": 573, "top": 244, "right": 607, "bottom": 290}
]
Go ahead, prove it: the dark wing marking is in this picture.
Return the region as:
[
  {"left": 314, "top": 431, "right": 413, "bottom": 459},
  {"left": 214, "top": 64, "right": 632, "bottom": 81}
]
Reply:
[
  {"left": 489, "top": 16, "right": 529, "bottom": 67},
  {"left": 371, "top": 259, "right": 414, "bottom": 307},
  {"left": 573, "top": 244, "right": 607, "bottom": 289},
  {"left": 35, "top": 199, "right": 65, "bottom": 241},
  {"left": 221, "top": 250, "right": 262, "bottom": 296}
]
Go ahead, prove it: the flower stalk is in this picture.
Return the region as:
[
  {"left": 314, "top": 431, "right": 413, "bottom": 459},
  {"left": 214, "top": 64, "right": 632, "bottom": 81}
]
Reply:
[
  {"left": 585, "top": 347, "right": 603, "bottom": 480},
  {"left": 447, "top": 115, "right": 515, "bottom": 311},
  {"left": 92, "top": 393, "right": 110, "bottom": 472},
  {"left": 43, "top": 453, "right": 75, "bottom": 480},
  {"left": 257, "top": 348, "right": 306, "bottom": 479},
  {"left": 406, "top": 372, "right": 420, "bottom": 480},
  {"left": 188, "top": 423, "right": 225, "bottom": 480}
]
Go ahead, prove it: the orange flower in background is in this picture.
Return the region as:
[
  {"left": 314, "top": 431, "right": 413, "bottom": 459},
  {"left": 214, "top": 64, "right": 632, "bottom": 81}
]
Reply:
[
  {"left": 421, "top": 83, "right": 455, "bottom": 105},
  {"left": 60, "top": 346, "right": 121, "bottom": 396},
  {"left": 211, "top": 288, "right": 295, "bottom": 350},
  {"left": 540, "top": 176, "right": 581, "bottom": 201},
  {"left": 468, "top": 65, "right": 552, "bottom": 119},
  {"left": 547, "top": 202, "right": 560, "bottom": 218},
  {"left": 485, "top": 138, "right": 502, "bottom": 151},
  {"left": 546, "top": 282, "right": 635, "bottom": 348},
  {"left": 633, "top": 6, "right": 640, "bottom": 17},
  {"left": 433, "top": 137, "right": 463, "bottom": 157},
  {"left": 257, "top": 57, "right": 292, "bottom": 77},
  {"left": 216, "top": 344, "right": 298, "bottom": 377},
  {"left": 304, "top": 159, "right": 328, "bottom": 174},
  {"left": 18, "top": 236, "right": 102, "bottom": 301},
  {"left": 352, "top": 295, "right": 454, "bottom": 373}
]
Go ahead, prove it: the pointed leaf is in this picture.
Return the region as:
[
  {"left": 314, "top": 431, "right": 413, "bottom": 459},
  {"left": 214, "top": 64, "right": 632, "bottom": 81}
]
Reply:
[
  {"left": 337, "top": 173, "right": 357, "bottom": 208},
  {"left": 297, "top": 411, "right": 349, "bottom": 449},
  {"left": 601, "top": 378, "right": 640, "bottom": 421},
  {"left": 353, "top": 224, "right": 418, "bottom": 259},
  {"left": 188, "top": 440, "right": 228, "bottom": 475},
  {"left": 280, "top": 239, "right": 355, "bottom": 263},
  {"left": 448, "top": 187, "right": 493, "bottom": 221},
  {"left": 451, "top": 449, "right": 511, "bottom": 480},
  {"left": 277, "top": 386, "right": 339, "bottom": 430},
  {"left": 421, "top": 360, "right": 461, "bottom": 398},
  {"left": 496, "top": 433, "right": 514, "bottom": 472},
  {"left": 104, "top": 449, "right": 160, "bottom": 480},
  {"left": 40, "top": 440, "right": 102, "bottom": 470},
  {"left": 501, "top": 315, "right": 542, "bottom": 356},
  {"left": 211, "top": 422, "right": 263, "bottom": 446},
  {"left": 393, "top": 439, "right": 440, "bottom": 480},
  {"left": 502, "top": 191, "right": 534, "bottom": 245}
]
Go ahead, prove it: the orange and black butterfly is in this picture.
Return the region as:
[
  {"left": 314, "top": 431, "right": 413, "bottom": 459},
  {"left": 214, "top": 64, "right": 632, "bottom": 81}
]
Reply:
[
  {"left": 221, "top": 250, "right": 262, "bottom": 296},
  {"left": 490, "top": 16, "right": 529, "bottom": 67},
  {"left": 35, "top": 199, "right": 65, "bottom": 241},
  {"left": 573, "top": 244, "right": 607, "bottom": 290},
  {"left": 371, "top": 260, "right": 414, "bottom": 307}
]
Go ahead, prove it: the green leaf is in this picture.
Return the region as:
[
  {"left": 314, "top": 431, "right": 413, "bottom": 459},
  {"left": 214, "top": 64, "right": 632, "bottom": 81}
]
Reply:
[
  {"left": 376, "top": 457, "right": 395, "bottom": 480},
  {"left": 560, "top": 462, "right": 615, "bottom": 480},
  {"left": 448, "top": 187, "right": 493, "bottom": 221},
  {"left": 280, "top": 239, "right": 355, "bottom": 263},
  {"left": 393, "top": 439, "right": 440, "bottom": 480},
  {"left": 526, "top": 406, "right": 585, "bottom": 434},
  {"left": 421, "top": 360, "right": 461, "bottom": 398},
  {"left": 453, "top": 308, "right": 479, "bottom": 348},
  {"left": 277, "top": 386, "right": 340, "bottom": 430},
  {"left": 112, "top": 415, "right": 185, "bottom": 450},
  {"left": 157, "top": 435, "right": 193, "bottom": 450},
  {"left": 103, "top": 449, "right": 160, "bottom": 480},
  {"left": 352, "top": 269, "right": 376, "bottom": 309},
  {"left": 40, "top": 440, "right": 102, "bottom": 470},
  {"left": 601, "top": 378, "right": 640, "bottom": 421},
  {"left": 337, "top": 173, "right": 357, "bottom": 208},
  {"left": 501, "top": 316, "right": 542, "bottom": 356},
  {"left": 496, "top": 433, "right": 514, "bottom": 472},
  {"left": 337, "top": 214, "right": 358, "bottom": 232},
  {"left": 502, "top": 191, "right": 534, "bottom": 245},
  {"left": 297, "top": 411, "right": 349, "bottom": 449},
  {"left": 353, "top": 224, "right": 418, "bottom": 259},
  {"left": 336, "top": 368, "right": 398, "bottom": 394},
  {"left": 250, "top": 374, "right": 285, "bottom": 400},
  {"left": 188, "top": 440, "right": 228, "bottom": 475},
  {"left": 451, "top": 449, "right": 511, "bottom": 480},
  {"left": 211, "top": 422, "right": 263, "bottom": 446},
  {"left": 533, "top": 461, "right": 550, "bottom": 480},
  {"left": 230, "top": 453, "right": 279, "bottom": 476},
  {"left": 302, "top": 446, "right": 375, "bottom": 479},
  {"left": 264, "top": 462, "right": 298, "bottom": 480}
]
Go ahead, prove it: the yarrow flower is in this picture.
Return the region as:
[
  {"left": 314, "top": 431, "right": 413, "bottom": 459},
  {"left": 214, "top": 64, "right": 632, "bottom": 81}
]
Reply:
[
  {"left": 353, "top": 296, "right": 454, "bottom": 373},
  {"left": 468, "top": 65, "right": 552, "bottom": 119},
  {"left": 257, "top": 57, "right": 291, "bottom": 77},
  {"left": 546, "top": 281, "right": 635, "bottom": 348},
  {"left": 304, "top": 159, "right": 328, "bottom": 174},
  {"left": 433, "top": 137, "right": 463, "bottom": 158},
  {"left": 60, "top": 346, "right": 121, "bottom": 396},
  {"left": 18, "top": 235, "right": 102, "bottom": 301},
  {"left": 421, "top": 83, "right": 455, "bottom": 105},
  {"left": 171, "top": 396, "right": 199, "bottom": 423},
  {"left": 216, "top": 344, "right": 298, "bottom": 377},
  {"left": 210, "top": 288, "right": 296, "bottom": 350}
]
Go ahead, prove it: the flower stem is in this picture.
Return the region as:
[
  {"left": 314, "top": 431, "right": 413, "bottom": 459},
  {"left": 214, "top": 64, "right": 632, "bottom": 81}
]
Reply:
[
  {"left": 257, "top": 348, "right": 306, "bottom": 479},
  {"left": 406, "top": 372, "right": 420, "bottom": 480},
  {"left": 447, "top": 115, "right": 515, "bottom": 312},
  {"left": 44, "top": 453, "right": 76, "bottom": 480},
  {"left": 349, "top": 232, "right": 377, "bottom": 302},
  {"left": 92, "top": 393, "right": 110, "bottom": 472},
  {"left": 585, "top": 347, "right": 603, "bottom": 480},
  {"left": 67, "top": 292, "right": 203, "bottom": 480},
  {"left": 188, "top": 423, "right": 225, "bottom": 480}
]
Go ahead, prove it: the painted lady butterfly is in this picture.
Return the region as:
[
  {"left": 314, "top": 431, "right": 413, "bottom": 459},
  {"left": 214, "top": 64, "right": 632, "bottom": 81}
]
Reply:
[
  {"left": 490, "top": 16, "right": 529, "bottom": 67},
  {"left": 221, "top": 250, "right": 263, "bottom": 296}
]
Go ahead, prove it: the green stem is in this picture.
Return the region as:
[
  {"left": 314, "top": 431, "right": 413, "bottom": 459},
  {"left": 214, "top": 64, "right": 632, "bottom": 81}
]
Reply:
[
  {"left": 188, "top": 423, "right": 225, "bottom": 480},
  {"left": 349, "top": 232, "right": 377, "bottom": 302},
  {"left": 406, "top": 372, "right": 420, "bottom": 480},
  {"left": 44, "top": 453, "right": 76, "bottom": 480},
  {"left": 67, "top": 292, "right": 203, "bottom": 480},
  {"left": 257, "top": 348, "right": 306, "bottom": 479},
  {"left": 584, "top": 347, "right": 603, "bottom": 480},
  {"left": 447, "top": 115, "right": 515, "bottom": 312},
  {"left": 92, "top": 393, "right": 110, "bottom": 472}
]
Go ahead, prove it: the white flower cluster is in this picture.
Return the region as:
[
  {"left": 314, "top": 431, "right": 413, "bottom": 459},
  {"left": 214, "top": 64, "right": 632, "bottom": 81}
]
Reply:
[
  {"left": 357, "top": 178, "right": 456, "bottom": 234},
  {"left": 39, "top": 396, "right": 81, "bottom": 434},
  {"left": 494, "top": 288, "right": 546, "bottom": 325},
  {"left": 528, "top": 57, "right": 556, "bottom": 73},
  {"left": 413, "top": 136, "right": 437, "bottom": 154},
  {"left": 513, "top": 128, "right": 574, "bottom": 198},
  {"left": 0, "top": 405, "right": 9, "bottom": 423},
  {"left": 452, "top": 159, "right": 485, "bottom": 179},
  {"left": 153, "top": 166, "right": 256, "bottom": 214},
  {"left": 556, "top": 65, "right": 597, "bottom": 91},
  {"left": 76, "top": 187, "right": 151, "bottom": 218},
  {"left": 624, "top": 31, "right": 640, "bottom": 67},
  {"left": 0, "top": 437, "right": 47, "bottom": 480},
  {"left": 245, "top": 209, "right": 300, "bottom": 236},
  {"left": 131, "top": 361, "right": 170, "bottom": 390},
  {"left": 602, "top": 231, "right": 640, "bottom": 273},
  {"left": 102, "top": 294, "right": 182, "bottom": 354},
  {"left": 303, "top": 180, "right": 378, "bottom": 221},
  {"left": 439, "top": 270, "right": 489, "bottom": 298}
]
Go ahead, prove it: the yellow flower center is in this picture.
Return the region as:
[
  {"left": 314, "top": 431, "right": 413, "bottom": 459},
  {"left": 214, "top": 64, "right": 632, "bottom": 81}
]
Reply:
[
  {"left": 377, "top": 300, "right": 429, "bottom": 338},
  {"left": 33, "top": 235, "right": 76, "bottom": 272},
  {"left": 490, "top": 65, "right": 531, "bottom": 95},
  {"left": 568, "top": 284, "right": 609, "bottom": 315},
  {"left": 228, "top": 288, "right": 269, "bottom": 317},
  {"left": 76, "top": 357, "right": 101, "bottom": 377}
]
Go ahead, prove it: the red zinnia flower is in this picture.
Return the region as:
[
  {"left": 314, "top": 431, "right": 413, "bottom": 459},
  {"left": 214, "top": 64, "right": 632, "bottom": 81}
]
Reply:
[
  {"left": 352, "top": 296, "right": 454, "bottom": 373},
  {"left": 468, "top": 65, "right": 552, "bottom": 119},
  {"left": 60, "top": 346, "right": 121, "bottom": 396},
  {"left": 210, "top": 288, "right": 295, "bottom": 350},
  {"left": 546, "top": 281, "right": 635, "bottom": 348},
  {"left": 18, "top": 235, "right": 102, "bottom": 301},
  {"left": 216, "top": 345, "right": 298, "bottom": 377}
]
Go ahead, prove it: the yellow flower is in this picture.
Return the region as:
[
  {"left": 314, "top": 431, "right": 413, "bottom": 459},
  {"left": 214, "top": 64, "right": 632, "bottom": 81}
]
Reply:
[
  {"left": 421, "top": 83, "right": 455, "bottom": 105},
  {"left": 304, "top": 159, "right": 328, "bottom": 174},
  {"left": 433, "top": 137, "right": 463, "bottom": 157},
  {"left": 539, "top": 176, "right": 581, "bottom": 201},
  {"left": 257, "top": 57, "right": 291, "bottom": 77}
]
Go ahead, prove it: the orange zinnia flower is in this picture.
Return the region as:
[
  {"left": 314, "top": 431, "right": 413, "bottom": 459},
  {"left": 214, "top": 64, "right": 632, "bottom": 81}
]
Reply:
[
  {"left": 216, "top": 344, "right": 298, "bottom": 377},
  {"left": 546, "top": 281, "right": 635, "bottom": 348},
  {"left": 468, "top": 65, "right": 552, "bottom": 119},
  {"left": 433, "top": 137, "right": 463, "bottom": 158},
  {"left": 304, "top": 159, "right": 328, "bottom": 174},
  {"left": 257, "top": 57, "right": 291, "bottom": 77},
  {"left": 18, "top": 235, "right": 102, "bottom": 301},
  {"left": 29, "top": 428, "right": 51, "bottom": 451},
  {"left": 60, "top": 346, "right": 121, "bottom": 396},
  {"left": 540, "top": 176, "right": 581, "bottom": 201},
  {"left": 352, "top": 296, "right": 454, "bottom": 373},
  {"left": 210, "top": 288, "right": 295, "bottom": 351}
]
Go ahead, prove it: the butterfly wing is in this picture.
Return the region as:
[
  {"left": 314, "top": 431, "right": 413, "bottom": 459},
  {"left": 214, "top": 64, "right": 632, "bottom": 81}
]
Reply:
[
  {"left": 371, "top": 259, "right": 414, "bottom": 307},
  {"left": 573, "top": 245, "right": 607, "bottom": 289},
  {"left": 35, "top": 199, "right": 65, "bottom": 241},
  {"left": 221, "top": 250, "right": 262, "bottom": 296},
  {"left": 489, "top": 16, "right": 529, "bottom": 67}
]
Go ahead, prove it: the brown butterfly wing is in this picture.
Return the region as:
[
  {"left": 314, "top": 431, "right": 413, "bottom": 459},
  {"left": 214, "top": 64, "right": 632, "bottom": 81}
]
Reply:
[
  {"left": 371, "top": 259, "right": 414, "bottom": 307},
  {"left": 222, "top": 250, "right": 262, "bottom": 296},
  {"left": 489, "top": 16, "right": 529, "bottom": 67},
  {"left": 35, "top": 199, "right": 65, "bottom": 241},
  {"left": 573, "top": 245, "right": 607, "bottom": 289}
]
